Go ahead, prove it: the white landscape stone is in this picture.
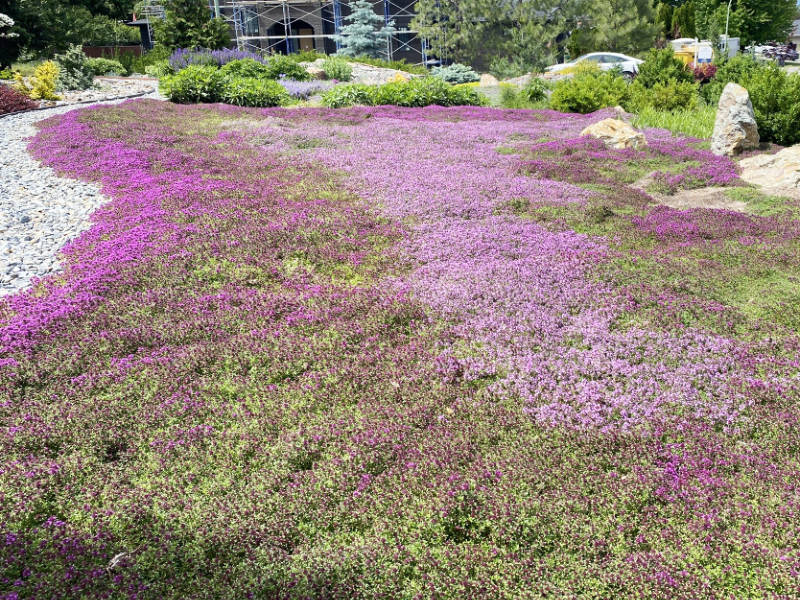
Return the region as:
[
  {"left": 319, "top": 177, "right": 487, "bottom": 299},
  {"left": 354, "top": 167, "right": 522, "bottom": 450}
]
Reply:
[{"left": 710, "top": 82, "right": 759, "bottom": 157}]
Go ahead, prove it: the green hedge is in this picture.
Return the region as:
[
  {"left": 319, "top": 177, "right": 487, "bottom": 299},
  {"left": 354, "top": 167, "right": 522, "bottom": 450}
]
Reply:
[
  {"left": 160, "top": 65, "right": 291, "bottom": 107},
  {"left": 221, "top": 77, "right": 290, "bottom": 107},
  {"left": 86, "top": 58, "right": 125, "bottom": 76},
  {"left": 321, "top": 77, "right": 487, "bottom": 108},
  {"left": 549, "top": 67, "right": 628, "bottom": 114}
]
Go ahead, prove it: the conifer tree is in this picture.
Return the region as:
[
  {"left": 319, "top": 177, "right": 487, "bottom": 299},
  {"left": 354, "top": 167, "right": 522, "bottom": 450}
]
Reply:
[
  {"left": 152, "top": 0, "right": 230, "bottom": 50},
  {"left": 334, "top": 0, "right": 395, "bottom": 59}
]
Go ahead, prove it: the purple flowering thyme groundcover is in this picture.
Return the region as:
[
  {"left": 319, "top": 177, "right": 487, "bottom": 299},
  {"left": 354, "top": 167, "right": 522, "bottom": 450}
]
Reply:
[{"left": 2, "top": 99, "right": 800, "bottom": 598}]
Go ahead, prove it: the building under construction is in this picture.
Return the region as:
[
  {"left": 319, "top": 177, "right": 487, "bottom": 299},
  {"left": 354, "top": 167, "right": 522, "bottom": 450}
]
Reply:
[{"left": 217, "top": 1, "right": 427, "bottom": 64}]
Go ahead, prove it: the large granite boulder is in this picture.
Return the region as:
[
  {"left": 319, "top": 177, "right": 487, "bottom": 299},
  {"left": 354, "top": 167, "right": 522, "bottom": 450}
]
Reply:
[
  {"left": 738, "top": 145, "right": 800, "bottom": 191},
  {"left": 580, "top": 118, "right": 647, "bottom": 150},
  {"left": 710, "top": 83, "right": 759, "bottom": 156}
]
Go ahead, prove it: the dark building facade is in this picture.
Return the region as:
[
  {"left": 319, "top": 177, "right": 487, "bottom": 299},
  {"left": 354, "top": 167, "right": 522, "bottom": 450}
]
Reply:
[{"left": 222, "top": 1, "right": 424, "bottom": 64}]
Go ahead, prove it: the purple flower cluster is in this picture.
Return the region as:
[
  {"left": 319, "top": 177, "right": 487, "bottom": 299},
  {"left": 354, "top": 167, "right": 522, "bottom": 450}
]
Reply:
[
  {"left": 2, "top": 101, "right": 800, "bottom": 598},
  {"left": 168, "top": 48, "right": 266, "bottom": 72},
  {"left": 277, "top": 77, "right": 335, "bottom": 100}
]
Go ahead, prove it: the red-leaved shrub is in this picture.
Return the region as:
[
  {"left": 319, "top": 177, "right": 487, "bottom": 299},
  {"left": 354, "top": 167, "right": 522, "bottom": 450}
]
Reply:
[{"left": 0, "top": 84, "right": 38, "bottom": 114}]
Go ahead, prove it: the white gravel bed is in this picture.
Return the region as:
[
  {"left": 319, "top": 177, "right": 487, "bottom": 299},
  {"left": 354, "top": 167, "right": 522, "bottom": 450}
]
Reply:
[{"left": 0, "top": 90, "right": 162, "bottom": 296}]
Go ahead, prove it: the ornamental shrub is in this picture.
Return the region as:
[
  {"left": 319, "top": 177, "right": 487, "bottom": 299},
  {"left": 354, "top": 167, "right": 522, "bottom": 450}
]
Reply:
[
  {"left": 431, "top": 63, "right": 480, "bottom": 84},
  {"left": 220, "top": 77, "right": 290, "bottom": 107},
  {"left": 219, "top": 58, "right": 272, "bottom": 79},
  {"left": 635, "top": 48, "right": 694, "bottom": 88},
  {"left": 549, "top": 66, "right": 628, "bottom": 114},
  {"left": 322, "top": 77, "right": 487, "bottom": 108},
  {"left": 159, "top": 65, "right": 224, "bottom": 103},
  {"left": 13, "top": 61, "right": 60, "bottom": 100},
  {"left": 738, "top": 66, "right": 800, "bottom": 146},
  {"left": 700, "top": 55, "right": 763, "bottom": 104},
  {"left": 86, "top": 58, "right": 125, "bottom": 76},
  {"left": 625, "top": 79, "right": 698, "bottom": 112},
  {"left": 54, "top": 44, "right": 94, "bottom": 91},
  {"left": 0, "top": 68, "right": 13, "bottom": 80},
  {"left": 144, "top": 60, "right": 172, "bottom": 78},
  {"left": 264, "top": 55, "right": 310, "bottom": 81},
  {"left": 322, "top": 56, "right": 352, "bottom": 81},
  {"left": 0, "top": 85, "right": 37, "bottom": 114},
  {"left": 522, "top": 78, "right": 548, "bottom": 102},
  {"left": 701, "top": 56, "right": 800, "bottom": 145},
  {"left": 321, "top": 82, "right": 376, "bottom": 107}
]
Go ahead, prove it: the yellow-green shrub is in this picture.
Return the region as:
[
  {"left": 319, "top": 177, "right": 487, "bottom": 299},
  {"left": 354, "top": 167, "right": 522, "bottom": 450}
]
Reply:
[{"left": 14, "top": 61, "right": 61, "bottom": 100}]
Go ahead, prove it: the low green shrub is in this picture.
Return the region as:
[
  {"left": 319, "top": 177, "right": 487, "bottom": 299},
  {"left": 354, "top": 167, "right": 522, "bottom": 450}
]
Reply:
[
  {"left": 522, "top": 78, "right": 548, "bottom": 102},
  {"left": 739, "top": 66, "right": 800, "bottom": 146},
  {"left": 54, "top": 44, "right": 94, "bottom": 91},
  {"left": 498, "top": 80, "right": 550, "bottom": 109},
  {"left": 625, "top": 79, "right": 698, "bottom": 112},
  {"left": 321, "top": 83, "right": 376, "bottom": 108},
  {"left": 264, "top": 55, "right": 309, "bottom": 81},
  {"left": 144, "top": 60, "right": 172, "bottom": 78},
  {"left": 86, "top": 57, "right": 125, "bottom": 76},
  {"left": 431, "top": 63, "right": 479, "bottom": 84},
  {"left": 219, "top": 58, "right": 272, "bottom": 79},
  {"left": 635, "top": 48, "right": 694, "bottom": 88},
  {"left": 701, "top": 56, "right": 800, "bottom": 145},
  {"left": 321, "top": 77, "right": 487, "bottom": 108},
  {"left": 549, "top": 66, "right": 628, "bottom": 114},
  {"left": 0, "top": 68, "right": 14, "bottom": 80},
  {"left": 220, "top": 77, "right": 290, "bottom": 107},
  {"left": 700, "top": 55, "right": 762, "bottom": 104},
  {"left": 322, "top": 57, "right": 352, "bottom": 81},
  {"left": 292, "top": 49, "right": 326, "bottom": 63},
  {"left": 160, "top": 65, "right": 224, "bottom": 103}
]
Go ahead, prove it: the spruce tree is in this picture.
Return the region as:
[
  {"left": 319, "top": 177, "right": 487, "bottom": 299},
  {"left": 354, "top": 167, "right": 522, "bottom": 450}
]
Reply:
[{"left": 334, "top": 0, "right": 395, "bottom": 59}]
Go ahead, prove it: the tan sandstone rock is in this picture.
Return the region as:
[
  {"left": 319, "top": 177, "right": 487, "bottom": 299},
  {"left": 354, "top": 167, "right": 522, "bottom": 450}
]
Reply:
[
  {"left": 710, "top": 82, "right": 759, "bottom": 156},
  {"left": 580, "top": 118, "right": 647, "bottom": 150},
  {"left": 479, "top": 73, "right": 499, "bottom": 87},
  {"left": 306, "top": 66, "right": 327, "bottom": 80},
  {"left": 738, "top": 145, "right": 800, "bottom": 191}
]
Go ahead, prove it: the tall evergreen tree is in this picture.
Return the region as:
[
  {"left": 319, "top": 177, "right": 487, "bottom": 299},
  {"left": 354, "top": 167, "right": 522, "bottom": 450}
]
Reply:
[
  {"left": 694, "top": 0, "right": 796, "bottom": 44},
  {"left": 334, "top": 0, "right": 395, "bottom": 59},
  {"left": 568, "top": 0, "right": 658, "bottom": 56},
  {"left": 152, "top": 0, "right": 230, "bottom": 50},
  {"left": 655, "top": 1, "right": 674, "bottom": 40}
]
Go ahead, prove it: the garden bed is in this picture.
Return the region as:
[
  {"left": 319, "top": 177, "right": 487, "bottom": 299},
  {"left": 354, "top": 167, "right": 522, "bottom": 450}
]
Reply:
[{"left": 2, "top": 100, "right": 800, "bottom": 598}]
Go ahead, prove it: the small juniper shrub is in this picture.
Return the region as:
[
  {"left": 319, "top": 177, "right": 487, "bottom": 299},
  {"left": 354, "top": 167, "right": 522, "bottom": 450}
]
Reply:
[{"left": 54, "top": 44, "right": 95, "bottom": 90}]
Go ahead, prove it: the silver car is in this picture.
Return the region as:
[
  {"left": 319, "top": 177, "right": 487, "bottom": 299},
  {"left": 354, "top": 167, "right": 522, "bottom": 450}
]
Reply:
[{"left": 545, "top": 52, "right": 643, "bottom": 79}]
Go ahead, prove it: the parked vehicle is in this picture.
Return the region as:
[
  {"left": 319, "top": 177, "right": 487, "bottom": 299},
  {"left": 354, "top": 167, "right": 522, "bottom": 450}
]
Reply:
[{"left": 545, "top": 52, "right": 643, "bottom": 79}]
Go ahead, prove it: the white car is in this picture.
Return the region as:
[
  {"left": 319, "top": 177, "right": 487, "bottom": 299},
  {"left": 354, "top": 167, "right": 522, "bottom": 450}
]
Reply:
[{"left": 545, "top": 52, "right": 643, "bottom": 79}]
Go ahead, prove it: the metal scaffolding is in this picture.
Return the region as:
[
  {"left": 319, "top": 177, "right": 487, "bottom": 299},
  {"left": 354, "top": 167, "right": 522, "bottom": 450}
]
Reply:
[{"left": 220, "top": 0, "right": 427, "bottom": 64}]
